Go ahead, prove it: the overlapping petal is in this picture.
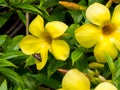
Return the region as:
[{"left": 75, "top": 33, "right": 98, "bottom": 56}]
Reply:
[
  {"left": 29, "top": 15, "right": 44, "bottom": 37},
  {"left": 35, "top": 48, "right": 48, "bottom": 70},
  {"left": 94, "top": 38, "right": 118, "bottom": 63},
  {"left": 75, "top": 24, "right": 101, "bottom": 48},
  {"left": 112, "top": 32, "right": 120, "bottom": 50},
  {"left": 45, "top": 21, "right": 68, "bottom": 39},
  {"left": 50, "top": 40, "right": 70, "bottom": 60},
  {"left": 20, "top": 35, "right": 49, "bottom": 55},
  {"left": 86, "top": 3, "right": 110, "bottom": 26},
  {"left": 111, "top": 4, "right": 120, "bottom": 28}
]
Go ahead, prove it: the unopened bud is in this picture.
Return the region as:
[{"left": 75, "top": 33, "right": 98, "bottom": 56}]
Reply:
[
  {"left": 59, "top": 1, "right": 86, "bottom": 10},
  {"left": 62, "top": 69, "right": 90, "bottom": 90},
  {"left": 95, "top": 82, "right": 118, "bottom": 90}
]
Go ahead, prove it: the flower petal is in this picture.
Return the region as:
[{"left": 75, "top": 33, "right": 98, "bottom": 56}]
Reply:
[
  {"left": 45, "top": 21, "right": 68, "bottom": 39},
  {"left": 94, "top": 38, "right": 118, "bottom": 63},
  {"left": 111, "top": 4, "right": 120, "bottom": 28},
  {"left": 50, "top": 40, "right": 70, "bottom": 60},
  {"left": 20, "top": 35, "right": 49, "bottom": 55},
  {"left": 75, "top": 24, "right": 101, "bottom": 48},
  {"left": 35, "top": 48, "right": 48, "bottom": 70},
  {"left": 86, "top": 2, "right": 110, "bottom": 26},
  {"left": 112, "top": 32, "right": 120, "bottom": 50},
  {"left": 29, "top": 15, "right": 44, "bottom": 37}
]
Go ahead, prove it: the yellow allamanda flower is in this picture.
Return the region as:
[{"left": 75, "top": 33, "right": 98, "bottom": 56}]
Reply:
[
  {"left": 75, "top": 2, "right": 120, "bottom": 62},
  {"left": 20, "top": 15, "right": 70, "bottom": 70}
]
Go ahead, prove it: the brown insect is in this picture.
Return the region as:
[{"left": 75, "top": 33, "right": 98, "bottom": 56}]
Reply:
[{"left": 32, "top": 53, "right": 42, "bottom": 62}]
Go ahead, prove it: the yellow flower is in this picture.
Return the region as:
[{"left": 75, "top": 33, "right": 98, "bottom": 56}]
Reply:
[
  {"left": 75, "top": 2, "right": 120, "bottom": 62},
  {"left": 60, "top": 69, "right": 90, "bottom": 90},
  {"left": 20, "top": 15, "right": 70, "bottom": 70},
  {"left": 95, "top": 82, "right": 117, "bottom": 90}
]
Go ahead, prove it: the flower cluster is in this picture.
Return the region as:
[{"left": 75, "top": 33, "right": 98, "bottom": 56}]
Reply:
[{"left": 19, "top": 2, "right": 119, "bottom": 89}]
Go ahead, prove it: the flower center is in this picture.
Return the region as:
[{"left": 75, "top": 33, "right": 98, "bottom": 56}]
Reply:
[
  {"left": 43, "top": 32, "right": 52, "bottom": 44},
  {"left": 102, "top": 24, "right": 114, "bottom": 35}
]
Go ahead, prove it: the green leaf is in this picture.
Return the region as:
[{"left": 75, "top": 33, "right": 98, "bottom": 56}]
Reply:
[
  {"left": 25, "top": 55, "right": 35, "bottom": 68},
  {"left": 47, "top": 58, "right": 65, "bottom": 77},
  {"left": 104, "top": 52, "right": 115, "bottom": 75},
  {"left": 6, "top": 35, "right": 24, "bottom": 51},
  {"left": 12, "top": 3, "right": 42, "bottom": 15},
  {"left": 0, "top": 35, "right": 7, "bottom": 46},
  {"left": 0, "top": 51, "right": 25, "bottom": 59},
  {"left": 17, "top": 10, "right": 26, "bottom": 25},
  {"left": 0, "top": 79, "right": 7, "bottom": 90},
  {"left": 31, "top": 74, "right": 60, "bottom": 89},
  {"left": 65, "top": 24, "right": 79, "bottom": 37},
  {"left": 113, "top": 57, "right": 120, "bottom": 89},
  {"left": 68, "top": 10, "right": 83, "bottom": 23},
  {"left": 0, "top": 59, "right": 16, "bottom": 67},
  {"left": 22, "top": 73, "right": 39, "bottom": 90},
  {"left": 71, "top": 47, "right": 86, "bottom": 65},
  {"left": 0, "top": 13, "right": 12, "bottom": 28},
  {"left": 0, "top": 67, "right": 24, "bottom": 88}
]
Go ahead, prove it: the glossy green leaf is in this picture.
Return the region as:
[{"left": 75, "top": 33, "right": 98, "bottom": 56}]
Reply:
[
  {"left": 65, "top": 24, "right": 79, "bottom": 37},
  {"left": 47, "top": 58, "right": 65, "bottom": 77},
  {"left": 68, "top": 10, "right": 83, "bottom": 24},
  {"left": 0, "top": 35, "right": 7, "bottom": 46},
  {"left": 6, "top": 35, "right": 24, "bottom": 51},
  {"left": 105, "top": 52, "right": 115, "bottom": 75},
  {"left": 0, "top": 13, "right": 12, "bottom": 28},
  {"left": 17, "top": 10, "right": 26, "bottom": 25},
  {"left": 31, "top": 74, "right": 60, "bottom": 89},
  {"left": 12, "top": 3, "right": 42, "bottom": 15},
  {"left": 0, "top": 51, "right": 25, "bottom": 59},
  {"left": 71, "top": 47, "right": 86, "bottom": 65},
  {"left": 0, "top": 67, "right": 24, "bottom": 88},
  {"left": 25, "top": 55, "right": 35, "bottom": 68},
  {"left": 113, "top": 57, "right": 120, "bottom": 89},
  {"left": 0, "top": 79, "right": 7, "bottom": 90},
  {"left": 0, "top": 59, "right": 16, "bottom": 67}
]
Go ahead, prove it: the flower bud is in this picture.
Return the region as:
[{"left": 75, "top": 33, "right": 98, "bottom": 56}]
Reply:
[
  {"left": 95, "top": 82, "right": 118, "bottom": 90},
  {"left": 62, "top": 69, "right": 90, "bottom": 90},
  {"left": 112, "top": 0, "right": 120, "bottom": 3},
  {"left": 59, "top": 1, "right": 86, "bottom": 10}
]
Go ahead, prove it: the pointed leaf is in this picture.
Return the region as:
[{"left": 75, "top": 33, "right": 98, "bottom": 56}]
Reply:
[
  {"left": 0, "top": 79, "right": 7, "bottom": 90},
  {"left": 71, "top": 47, "right": 86, "bottom": 65},
  {"left": 31, "top": 74, "right": 60, "bottom": 89},
  {"left": 0, "top": 67, "right": 24, "bottom": 88},
  {"left": 0, "top": 59, "right": 16, "bottom": 67}
]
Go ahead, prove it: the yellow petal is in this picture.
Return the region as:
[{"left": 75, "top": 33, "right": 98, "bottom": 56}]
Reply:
[
  {"left": 20, "top": 35, "right": 49, "bottom": 55},
  {"left": 86, "top": 2, "right": 110, "bottom": 26},
  {"left": 94, "top": 38, "right": 118, "bottom": 63},
  {"left": 29, "top": 15, "right": 44, "bottom": 37},
  {"left": 50, "top": 40, "right": 70, "bottom": 60},
  {"left": 75, "top": 24, "right": 101, "bottom": 48},
  {"left": 112, "top": 32, "right": 120, "bottom": 50},
  {"left": 95, "top": 82, "right": 117, "bottom": 90},
  {"left": 111, "top": 4, "right": 120, "bottom": 28},
  {"left": 62, "top": 69, "right": 90, "bottom": 90},
  {"left": 45, "top": 21, "right": 68, "bottom": 39},
  {"left": 35, "top": 48, "right": 48, "bottom": 70}
]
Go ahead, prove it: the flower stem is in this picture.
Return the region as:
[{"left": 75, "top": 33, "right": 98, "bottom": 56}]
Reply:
[{"left": 25, "top": 12, "right": 29, "bottom": 35}]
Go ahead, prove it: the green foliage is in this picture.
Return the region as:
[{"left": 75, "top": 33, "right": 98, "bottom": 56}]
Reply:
[{"left": 0, "top": 0, "right": 120, "bottom": 90}]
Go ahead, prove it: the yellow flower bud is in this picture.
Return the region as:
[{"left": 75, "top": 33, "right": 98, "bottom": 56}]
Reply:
[
  {"left": 59, "top": 1, "right": 86, "bottom": 10},
  {"left": 95, "top": 82, "right": 118, "bottom": 90},
  {"left": 62, "top": 69, "right": 90, "bottom": 90},
  {"left": 112, "top": 0, "right": 120, "bottom": 3}
]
